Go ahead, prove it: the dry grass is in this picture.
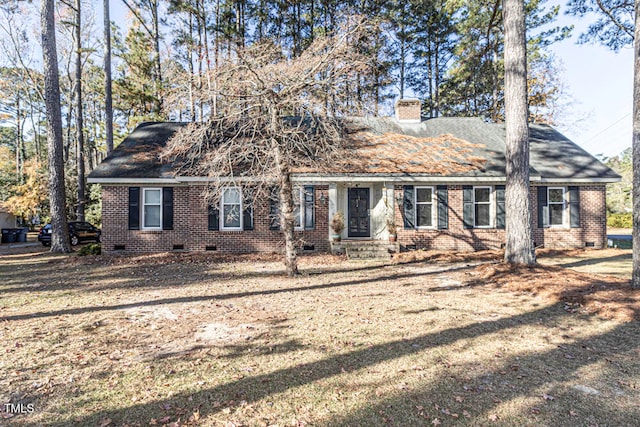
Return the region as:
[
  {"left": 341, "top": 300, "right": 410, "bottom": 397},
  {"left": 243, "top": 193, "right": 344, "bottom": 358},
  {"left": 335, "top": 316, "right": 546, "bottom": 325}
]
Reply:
[{"left": 1, "top": 248, "right": 639, "bottom": 427}]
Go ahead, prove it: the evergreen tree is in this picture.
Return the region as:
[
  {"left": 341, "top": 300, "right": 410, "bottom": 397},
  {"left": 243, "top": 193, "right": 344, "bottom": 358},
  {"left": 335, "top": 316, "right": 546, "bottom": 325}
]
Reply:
[{"left": 41, "top": 0, "right": 71, "bottom": 253}]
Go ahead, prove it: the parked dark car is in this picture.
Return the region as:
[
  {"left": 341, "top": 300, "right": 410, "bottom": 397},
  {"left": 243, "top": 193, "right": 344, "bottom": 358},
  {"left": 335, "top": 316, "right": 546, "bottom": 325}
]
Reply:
[{"left": 38, "top": 222, "right": 101, "bottom": 246}]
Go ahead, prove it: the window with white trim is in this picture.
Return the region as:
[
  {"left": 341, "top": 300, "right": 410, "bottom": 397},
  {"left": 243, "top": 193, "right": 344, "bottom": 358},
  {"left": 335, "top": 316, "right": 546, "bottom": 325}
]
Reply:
[
  {"left": 142, "top": 188, "right": 162, "bottom": 229},
  {"left": 415, "top": 186, "right": 435, "bottom": 228},
  {"left": 474, "top": 187, "right": 491, "bottom": 227},
  {"left": 221, "top": 188, "right": 242, "bottom": 230},
  {"left": 548, "top": 187, "right": 565, "bottom": 226}
]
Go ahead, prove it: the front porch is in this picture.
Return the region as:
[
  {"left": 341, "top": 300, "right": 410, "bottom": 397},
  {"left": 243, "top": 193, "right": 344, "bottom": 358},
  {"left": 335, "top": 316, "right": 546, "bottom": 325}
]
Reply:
[{"left": 327, "top": 181, "right": 396, "bottom": 242}]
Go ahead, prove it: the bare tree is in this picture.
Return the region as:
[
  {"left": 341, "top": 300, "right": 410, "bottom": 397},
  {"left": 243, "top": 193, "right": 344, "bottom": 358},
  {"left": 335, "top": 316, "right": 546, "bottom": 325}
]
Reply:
[
  {"left": 163, "top": 25, "right": 370, "bottom": 276},
  {"left": 503, "top": 0, "right": 535, "bottom": 265},
  {"left": 633, "top": 0, "right": 640, "bottom": 288},
  {"left": 41, "top": 0, "right": 71, "bottom": 253}
]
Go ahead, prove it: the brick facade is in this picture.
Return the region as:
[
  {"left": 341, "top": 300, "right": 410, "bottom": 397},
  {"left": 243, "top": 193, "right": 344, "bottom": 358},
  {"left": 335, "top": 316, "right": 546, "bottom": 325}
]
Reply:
[
  {"left": 101, "top": 182, "right": 606, "bottom": 254},
  {"left": 101, "top": 185, "right": 330, "bottom": 254},
  {"left": 395, "top": 184, "right": 607, "bottom": 251}
]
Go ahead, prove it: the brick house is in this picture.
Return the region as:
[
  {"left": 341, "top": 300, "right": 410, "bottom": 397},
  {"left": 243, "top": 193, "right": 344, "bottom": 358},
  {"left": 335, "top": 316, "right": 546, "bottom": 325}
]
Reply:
[{"left": 88, "top": 100, "right": 620, "bottom": 254}]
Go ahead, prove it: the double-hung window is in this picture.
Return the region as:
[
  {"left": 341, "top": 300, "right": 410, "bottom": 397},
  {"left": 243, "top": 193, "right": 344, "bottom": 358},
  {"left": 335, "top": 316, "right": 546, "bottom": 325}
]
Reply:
[
  {"left": 548, "top": 187, "right": 566, "bottom": 226},
  {"left": 415, "top": 187, "right": 435, "bottom": 228},
  {"left": 293, "top": 187, "right": 315, "bottom": 230},
  {"left": 142, "top": 188, "right": 162, "bottom": 229},
  {"left": 473, "top": 187, "right": 491, "bottom": 227},
  {"left": 221, "top": 188, "right": 242, "bottom": 230},
  {"left": 538, "top": 186, "right": 579, "bottom": 229}
]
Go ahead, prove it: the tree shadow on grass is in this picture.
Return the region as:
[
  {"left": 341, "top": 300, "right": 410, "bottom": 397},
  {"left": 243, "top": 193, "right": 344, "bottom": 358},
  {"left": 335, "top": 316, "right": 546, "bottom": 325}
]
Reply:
[
  {"left": 324, "top": 319, "right": 640, "bottom": 426},
  {"left": 0, "top": 252, "right": 433, "bottom": 295},
  {"left": 19, "top": 303, "right": 619, "bottom": 427},
  {"left": 0, "top": 263, "right": 478, "bottom": 322},
  {"left": 550, "top": 252, "right": 632, "bottom": 270}
]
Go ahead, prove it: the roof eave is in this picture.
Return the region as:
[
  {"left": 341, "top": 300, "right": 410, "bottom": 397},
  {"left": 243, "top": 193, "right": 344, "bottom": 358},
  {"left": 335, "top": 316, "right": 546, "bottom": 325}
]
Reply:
[{"left": 88, "top": 175, "right": 621, "bottom": 185}]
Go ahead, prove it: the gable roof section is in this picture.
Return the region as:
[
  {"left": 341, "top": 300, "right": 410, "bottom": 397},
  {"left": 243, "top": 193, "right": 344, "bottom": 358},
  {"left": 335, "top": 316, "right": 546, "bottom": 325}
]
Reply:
[
  {"left": 526, "top": 124, "right": 617, "bottom": 181},
  {"left": 89, "top": 122, "right": 186, "bottom": 181},
  {"left": 88, "top": 118, "right": 620, "bottom": 183}
]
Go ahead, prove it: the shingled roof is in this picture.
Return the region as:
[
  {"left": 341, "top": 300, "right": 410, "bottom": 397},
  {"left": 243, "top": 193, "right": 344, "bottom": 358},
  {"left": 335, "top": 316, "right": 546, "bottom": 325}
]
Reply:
[{"left": 88, "top": 118, "right": 620, "bottom": 183}]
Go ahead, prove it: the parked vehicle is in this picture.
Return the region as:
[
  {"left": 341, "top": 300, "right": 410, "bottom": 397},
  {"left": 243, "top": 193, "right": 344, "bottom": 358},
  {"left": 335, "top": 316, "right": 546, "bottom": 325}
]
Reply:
[{"left": 38, "top": 222, "right": 101, "bottom": 246}]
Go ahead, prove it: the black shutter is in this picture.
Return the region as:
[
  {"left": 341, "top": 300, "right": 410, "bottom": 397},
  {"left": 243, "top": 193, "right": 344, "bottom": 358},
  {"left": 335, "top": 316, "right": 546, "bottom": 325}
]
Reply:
[
  {"left": 403, "top": 185, "right": 415, "bottom": 229},
  {"left": 162, "top": 187, "right": 174, "bottom": 230},
  {"left": 269, "top": 187, "right": 280, "bottom": 230},
  {"left": 208, "top": 204, "right": 219, "bottom": 231},
  {"left": 437, "top": 185, "right": 448, "bottom": 229},
  {"left": 537, "top": 186, "right": 548, "bottom": 228},
  {"left": 128, "top": 187, "right": 140, "bottom": 230},
  {"left": 243, "top": 189, "right": 254, "bottom": 231},
  {"left": 304, "top": 185, "right": 315, "bottom": 230},
  {"left": 569, "top": 186, "right": 580, "bottom": 228},
  {"left": 463, "top": 185, "right": 474, "bottom": 229},
  {"left": 495, "top": 185, "right": 505, "bottom": 229}
]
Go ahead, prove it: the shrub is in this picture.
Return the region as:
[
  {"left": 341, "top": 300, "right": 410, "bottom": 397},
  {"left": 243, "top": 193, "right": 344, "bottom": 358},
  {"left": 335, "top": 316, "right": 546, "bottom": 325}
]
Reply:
[
  {"left": 607, "top": 212, "right": 632, "bottom": 229},
  {"left": 78, "top": 243, "right": 101, "bottom": 256},
  {"left": 331, "top": 211, "right": 345, "bottom": 234}
]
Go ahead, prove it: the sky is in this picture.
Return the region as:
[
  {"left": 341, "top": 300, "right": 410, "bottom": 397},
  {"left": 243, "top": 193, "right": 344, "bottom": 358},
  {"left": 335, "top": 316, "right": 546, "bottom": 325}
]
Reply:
[
  {"left": 546, "top": 0, "right": 634, "bottom": 159},
  {"left": 105, "top": 0, "right": 633, "bottom": 159}
]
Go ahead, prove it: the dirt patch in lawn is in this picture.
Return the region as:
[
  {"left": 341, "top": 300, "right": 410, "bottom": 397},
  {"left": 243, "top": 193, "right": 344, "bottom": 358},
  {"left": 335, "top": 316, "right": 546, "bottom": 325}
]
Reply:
[{"left": 1, "top": 249, "right": 639, "bottom": 427}]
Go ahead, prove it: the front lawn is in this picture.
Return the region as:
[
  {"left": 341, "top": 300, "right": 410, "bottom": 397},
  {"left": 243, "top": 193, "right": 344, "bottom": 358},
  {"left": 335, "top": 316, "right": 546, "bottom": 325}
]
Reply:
[{"left": 1, "top": 250, "right": 638, "bottom": 426}]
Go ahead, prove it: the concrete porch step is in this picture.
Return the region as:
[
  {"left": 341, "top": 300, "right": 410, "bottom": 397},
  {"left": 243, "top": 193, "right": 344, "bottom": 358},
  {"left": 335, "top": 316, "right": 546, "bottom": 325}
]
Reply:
[{"left": 332, "top": 240, "right": 399, "bottom": 260}]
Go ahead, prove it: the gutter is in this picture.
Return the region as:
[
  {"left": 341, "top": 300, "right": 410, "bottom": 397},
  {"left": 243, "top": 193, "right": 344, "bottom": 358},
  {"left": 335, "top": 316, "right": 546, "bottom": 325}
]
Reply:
[{"left": 88, "top": 175, "right": 621, "bottom": 185}]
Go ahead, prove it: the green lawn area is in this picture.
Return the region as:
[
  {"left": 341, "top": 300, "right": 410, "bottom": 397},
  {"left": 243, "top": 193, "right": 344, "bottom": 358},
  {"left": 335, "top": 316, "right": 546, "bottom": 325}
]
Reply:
[{"left": 1, "top": 249, "right": 639, "bottom": 426}]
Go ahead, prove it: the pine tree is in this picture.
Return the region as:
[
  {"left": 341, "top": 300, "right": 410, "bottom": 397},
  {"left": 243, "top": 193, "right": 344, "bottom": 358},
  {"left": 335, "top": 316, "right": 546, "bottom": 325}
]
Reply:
[
  {"left": 41, "top": 0, "right": 71, "bottom": 253},
  {"left": 503, "top": 0, "right": 535, "bottom": 265}
]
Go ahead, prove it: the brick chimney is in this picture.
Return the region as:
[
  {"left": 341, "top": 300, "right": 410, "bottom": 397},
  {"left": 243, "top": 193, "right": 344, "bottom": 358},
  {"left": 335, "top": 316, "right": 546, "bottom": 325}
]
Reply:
[{"left": 394, "top": 98, "right": 422, "bottom": 123}]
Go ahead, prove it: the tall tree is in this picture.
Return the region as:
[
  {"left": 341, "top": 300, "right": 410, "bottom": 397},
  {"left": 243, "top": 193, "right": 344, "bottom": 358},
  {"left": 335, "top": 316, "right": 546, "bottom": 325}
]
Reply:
[
  {"left": 441, "top": 0, "right": 570, "bottom": 120},
  {"left": 121, "top": 0, "right": 164, "bottom": 115},
  {"left": 567, "top": 0, "right": 634, "bottom": 51},
  {"left": 74, "top": 0, "right": 86, "bottom": 221},
  {"left": 633, "top": 0, "right": 640, "bottom": 288},
  {"left": 41, "top": 0, "right": 71, "bottom": 252},
  {"left": 114, "top": 20, "right": 163, "bottom": 127},
  {"left": 104, "top": 0, "right": 114, "bottom": 154},
  {"left": 503, "top": 0, "right": 535, "bottom": 265}
]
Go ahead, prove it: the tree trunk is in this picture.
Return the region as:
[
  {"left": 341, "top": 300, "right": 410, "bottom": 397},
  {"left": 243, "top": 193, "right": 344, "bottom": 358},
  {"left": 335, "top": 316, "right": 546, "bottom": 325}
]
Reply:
[
  {"left": 16, "top": 93, "right": 24, "bottom": 183},
  {"left": 188, "top": 12, "right": 196, "bottom": 121},
  {"left": 41, "top": 0, "right": 71, "bottom": 253},
  {"left": 200, "top": 0, "right": 213, "bottom": 112},
  {"left": 399, "top": 35, "right": 406, "bottom": 99},
  {"left": 434, "top": 40, "right": 440, "bottom": 117},
  {"left": 151, "top": 0, "right": 163, "bottom": 115},
  {"left": 491, "top": 42, "right": 500, "bottom": 121},
  {"left": 75, "top": 0, "right": 85, "bottom": 221},
  {"left": 503, "top": 0, "right": 535, "bottom": 265},
  {"left": 104, "top": 0, "right": 114, "bottom": 154},
  {"left": 274, "top": 143, "right": 299, "bottom": 277},
  {"left": 632, "top": 0, "right": 640, "bottom": 288}
]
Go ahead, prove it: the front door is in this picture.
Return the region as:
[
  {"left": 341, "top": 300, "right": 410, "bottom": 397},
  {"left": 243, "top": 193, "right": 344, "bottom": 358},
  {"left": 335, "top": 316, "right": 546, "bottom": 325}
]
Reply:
[{"left": 348, "top": 187, "right": 370, "bottom": 238}]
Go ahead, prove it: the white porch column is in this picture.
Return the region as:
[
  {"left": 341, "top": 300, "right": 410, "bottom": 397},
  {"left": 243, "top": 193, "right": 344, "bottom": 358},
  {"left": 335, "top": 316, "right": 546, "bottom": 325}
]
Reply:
[
  {"left": 385, "top": 183, "right": 395, "bottom": 236},
  {"left": 328, "top": 183, "right": 338, "bottom": 239}
]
